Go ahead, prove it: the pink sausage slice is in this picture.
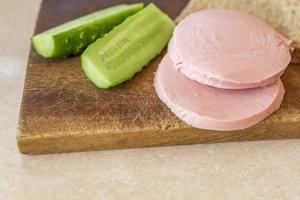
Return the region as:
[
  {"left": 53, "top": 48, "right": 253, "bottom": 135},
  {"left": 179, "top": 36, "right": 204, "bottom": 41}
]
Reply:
[
  {"left": 170, "top": 9, "right": 292, "bottom": 89},
  {"left": 154, "top": 54, "right": 285, "bottom": 131}
]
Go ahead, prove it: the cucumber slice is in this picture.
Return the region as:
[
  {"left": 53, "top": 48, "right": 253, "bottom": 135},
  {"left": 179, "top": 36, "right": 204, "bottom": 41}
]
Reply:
[
  {"left": 32, "top": 3, "right": 144, "bottom": 58},
  {"left": 81, "top": 3, "right": 175, "bottom": 89}
]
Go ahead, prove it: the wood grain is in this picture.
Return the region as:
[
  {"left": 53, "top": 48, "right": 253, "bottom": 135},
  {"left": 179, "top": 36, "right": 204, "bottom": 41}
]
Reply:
[{"left": 18, "top": 0, "right": 300, "bottom": 154}]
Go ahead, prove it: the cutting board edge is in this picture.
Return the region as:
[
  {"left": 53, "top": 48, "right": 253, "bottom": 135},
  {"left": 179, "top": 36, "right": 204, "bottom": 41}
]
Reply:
[{"left": 17, "top": 121, "right": 300, "bottom": 154}]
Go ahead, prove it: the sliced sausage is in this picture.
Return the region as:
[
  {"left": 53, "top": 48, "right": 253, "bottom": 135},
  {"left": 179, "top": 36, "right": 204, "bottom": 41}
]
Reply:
[
  {"left": 154, "top": 54, "right": 285, "bottom": 131},
  {"left": 170, "top": 9, "right": 291, "bottom": 89}
]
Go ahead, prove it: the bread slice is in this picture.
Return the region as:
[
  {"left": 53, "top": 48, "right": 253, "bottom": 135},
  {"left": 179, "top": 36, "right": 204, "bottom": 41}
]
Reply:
[{"left": 176, "top": 0, "right": 300, "bottom": 63}]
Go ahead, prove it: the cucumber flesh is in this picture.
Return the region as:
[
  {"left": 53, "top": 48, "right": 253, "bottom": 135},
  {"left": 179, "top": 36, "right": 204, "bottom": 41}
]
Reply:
[
  {"left": 32, "top": 3, "right": 144, "bottom": 58},
  {"left": 81, "top": 3, "right": 175, "bottom": 89}
]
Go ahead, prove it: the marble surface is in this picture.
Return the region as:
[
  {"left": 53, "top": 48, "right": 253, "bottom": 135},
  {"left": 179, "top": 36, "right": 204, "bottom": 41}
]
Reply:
[{"left": 0, "top": 0, "right": 300, "bottom": 199}]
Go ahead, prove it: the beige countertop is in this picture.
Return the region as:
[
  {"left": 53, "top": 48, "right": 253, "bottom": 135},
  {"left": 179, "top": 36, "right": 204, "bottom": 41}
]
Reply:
[{"left": 0, "top": 0, "right": 300, "bottom": 199}]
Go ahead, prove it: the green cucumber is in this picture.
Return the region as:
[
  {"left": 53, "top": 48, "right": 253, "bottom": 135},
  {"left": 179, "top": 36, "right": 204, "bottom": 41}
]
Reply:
[
  {"left": 81, "top": 3, "right": 175, "bottom": 89},
  {"left": 32, "top": 3, "right": 144, "bottom": 58}
]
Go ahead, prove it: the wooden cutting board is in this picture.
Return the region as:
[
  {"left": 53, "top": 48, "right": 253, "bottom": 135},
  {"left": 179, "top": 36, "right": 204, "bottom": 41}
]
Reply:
[{"left": 18, "top": 0, "right": 300, "bottom": 154}]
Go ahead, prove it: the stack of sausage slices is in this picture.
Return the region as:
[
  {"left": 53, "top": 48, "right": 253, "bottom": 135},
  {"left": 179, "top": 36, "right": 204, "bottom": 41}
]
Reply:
[{"left": 154, "top": 9, "right": 292, "bottom": 131}]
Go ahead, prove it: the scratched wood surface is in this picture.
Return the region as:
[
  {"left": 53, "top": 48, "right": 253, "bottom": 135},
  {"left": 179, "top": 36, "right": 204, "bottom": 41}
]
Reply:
[{"left": 18, "top": 0, "right": 300, "bottom": 154}]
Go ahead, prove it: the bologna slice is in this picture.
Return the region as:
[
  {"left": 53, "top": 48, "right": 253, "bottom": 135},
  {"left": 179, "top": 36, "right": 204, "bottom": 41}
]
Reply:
[
  {"left": 169, "top": 9, "right": 292, "bottom": 89},
  {"left": 154, "top": 55, "right": 285, "bottom": 131}
]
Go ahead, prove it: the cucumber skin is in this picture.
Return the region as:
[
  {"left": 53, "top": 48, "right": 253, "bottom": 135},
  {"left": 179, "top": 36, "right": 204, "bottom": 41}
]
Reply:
[
  {"left": 32, "top": 4, "right": 144, "bottom": 58},
  {"left": 81, "top": 3, "right": 175, "bottom": 89}
]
